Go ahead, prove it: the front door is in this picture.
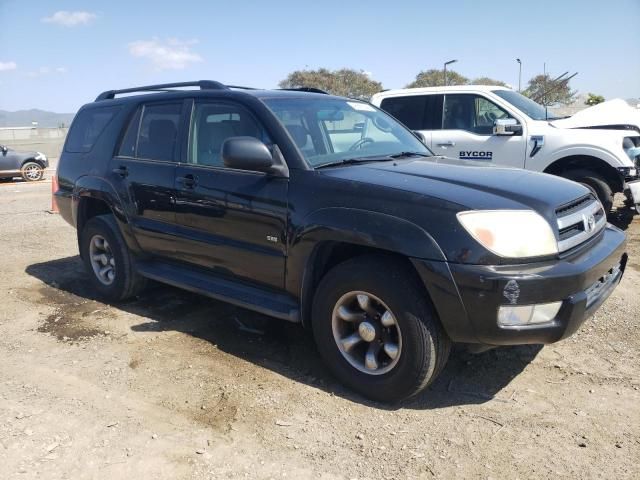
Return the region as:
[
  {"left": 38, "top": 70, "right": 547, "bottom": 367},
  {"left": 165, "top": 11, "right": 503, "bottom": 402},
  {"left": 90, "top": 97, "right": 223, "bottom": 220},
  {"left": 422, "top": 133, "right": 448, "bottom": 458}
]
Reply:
[
  {"left": 430, "top": 93, "right": 526, "bottom": 168},
  {"left": 109, "top": 101, "right": 187, "bottom": 259},
  {"left": 172, "top": 100, "right": 288, "bottom": 290}
]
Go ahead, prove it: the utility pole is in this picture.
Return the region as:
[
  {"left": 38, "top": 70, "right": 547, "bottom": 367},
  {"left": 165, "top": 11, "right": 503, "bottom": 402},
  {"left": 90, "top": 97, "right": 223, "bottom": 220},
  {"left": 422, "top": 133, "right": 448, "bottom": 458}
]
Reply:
[
  {"left": 443, "top": 59, "right": 457, "bottom": 86},
  {"left": 516, "top": 58, "right": 522, "bottom": 92}
]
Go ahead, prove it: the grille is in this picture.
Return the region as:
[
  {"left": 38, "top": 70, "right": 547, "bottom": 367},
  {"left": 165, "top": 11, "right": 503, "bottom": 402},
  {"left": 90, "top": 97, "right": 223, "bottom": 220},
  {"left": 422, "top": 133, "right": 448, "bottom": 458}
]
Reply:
[{"left": 555, "top": 194, "right": 606, "bottom": 253}]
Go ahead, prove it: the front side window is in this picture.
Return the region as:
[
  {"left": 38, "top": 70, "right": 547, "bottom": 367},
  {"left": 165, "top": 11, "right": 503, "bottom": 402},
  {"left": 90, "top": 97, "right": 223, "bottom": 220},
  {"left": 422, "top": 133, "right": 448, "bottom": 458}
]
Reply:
[
  {"left": 65, "top": 106, "right": 120, "bottom": 153},
  {"left": 263, "top": 97, "right": 431, "bottom": 168},
  {"left": 136, "top": 103, "right": 182, "bottom": 162},
  {"left": 492, "top": 89, "right": 558, "bottom": 121},
  {"left": 189, "top": 103, "right": 271, "bottom": 168},
  {"left": 443, "top": 94, "right": 513, "bottom": 135}
]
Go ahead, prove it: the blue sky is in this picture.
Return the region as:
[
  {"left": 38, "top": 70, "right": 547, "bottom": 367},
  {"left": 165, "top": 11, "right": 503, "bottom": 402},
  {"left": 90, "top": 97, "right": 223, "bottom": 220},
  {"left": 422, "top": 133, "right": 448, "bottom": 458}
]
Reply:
[{"left": 1, "top": 0, "right": 639, "bottom": 113}]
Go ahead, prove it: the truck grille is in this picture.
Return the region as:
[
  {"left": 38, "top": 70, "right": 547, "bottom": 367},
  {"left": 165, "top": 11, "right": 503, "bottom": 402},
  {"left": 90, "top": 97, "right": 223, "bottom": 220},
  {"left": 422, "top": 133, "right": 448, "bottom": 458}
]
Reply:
[{"left": 555, "top": 194, "right": 606, "bottom": 253}]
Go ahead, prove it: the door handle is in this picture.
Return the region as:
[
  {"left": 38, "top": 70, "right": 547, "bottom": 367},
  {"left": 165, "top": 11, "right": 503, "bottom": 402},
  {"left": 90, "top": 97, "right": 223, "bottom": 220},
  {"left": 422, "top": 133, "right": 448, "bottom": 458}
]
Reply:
[
  {"left": 112, "top": 166, "right": 129, "bottom": 177},
  {"left": 436, "top": 141, "right": 456, "bottom": 147},
  {"left": 177, "top": 174, "right": 197, "bottom": 189}
]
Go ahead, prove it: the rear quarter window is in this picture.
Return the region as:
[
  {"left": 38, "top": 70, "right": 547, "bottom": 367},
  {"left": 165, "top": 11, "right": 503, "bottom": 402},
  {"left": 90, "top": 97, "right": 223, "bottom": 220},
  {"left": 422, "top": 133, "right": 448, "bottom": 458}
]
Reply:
[{"left": 65, "top": 106, "right": 121, "bottom": 153}]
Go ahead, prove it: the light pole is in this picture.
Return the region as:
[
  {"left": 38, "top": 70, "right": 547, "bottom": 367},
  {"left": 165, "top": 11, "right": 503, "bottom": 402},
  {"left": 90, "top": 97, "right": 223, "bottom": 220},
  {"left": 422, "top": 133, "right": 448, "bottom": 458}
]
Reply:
[
  {"left": 443, "top": 59, "right": 457, "bottom": 86},
  {"left": 516, "top": 58, "right": 522, "bottom": 92}
]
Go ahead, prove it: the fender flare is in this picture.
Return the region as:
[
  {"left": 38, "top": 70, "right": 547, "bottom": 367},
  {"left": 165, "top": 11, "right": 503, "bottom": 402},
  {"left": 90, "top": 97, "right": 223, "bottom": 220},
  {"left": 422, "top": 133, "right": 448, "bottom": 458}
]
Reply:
[
  {"left": 72, "top": 175, "right": 142, "bottom": 254},
  {"left": 286, "top": 207, "right": 448, "bottom": 324}
]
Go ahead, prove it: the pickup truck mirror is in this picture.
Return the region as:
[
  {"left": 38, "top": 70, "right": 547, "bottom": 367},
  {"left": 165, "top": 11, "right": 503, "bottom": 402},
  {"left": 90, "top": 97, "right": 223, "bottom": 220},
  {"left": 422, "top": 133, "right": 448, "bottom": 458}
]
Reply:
[
  {"left": 493, "top": 118, "right": 522, "bottom": 136},
  {"left": 413, "top": 131, "right": 427, "bottom": 144},
  {"left": 222, "top": 137, "right": 287, "bottom": 176},
  {"left": 0, "top": 145, "right": 7, "bottom": 154}
]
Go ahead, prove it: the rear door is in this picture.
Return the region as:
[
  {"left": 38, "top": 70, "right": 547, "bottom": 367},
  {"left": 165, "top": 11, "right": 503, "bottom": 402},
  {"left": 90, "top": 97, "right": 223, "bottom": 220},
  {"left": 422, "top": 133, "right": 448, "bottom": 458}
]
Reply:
[
  {"left": 110, "top": 101, "right": 187, "bottom": 259},
  {"left": 430, "top": 93, "right": 526, "bottom": 168},
  {"left": 379, "top": 94, "right": 443, "bottom": 148},
  {"left": 172, "top": 99, "right": 288, "bottom": 290}
]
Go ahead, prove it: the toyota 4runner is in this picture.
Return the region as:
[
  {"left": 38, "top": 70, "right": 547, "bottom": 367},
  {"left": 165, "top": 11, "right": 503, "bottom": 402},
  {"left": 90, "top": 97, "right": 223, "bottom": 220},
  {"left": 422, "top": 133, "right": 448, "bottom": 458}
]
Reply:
[{"left": 55, "top": 81, "right": 627, "bottom": 402}]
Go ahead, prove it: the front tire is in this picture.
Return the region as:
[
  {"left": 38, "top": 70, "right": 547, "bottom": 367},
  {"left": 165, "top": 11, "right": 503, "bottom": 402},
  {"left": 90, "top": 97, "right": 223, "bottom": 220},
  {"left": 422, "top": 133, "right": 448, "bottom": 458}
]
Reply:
[
  {"left": 312, "top": 255, "right": 450, "bottom": 403},
  {"left": 561, "top": 169, "right": 614, "bottom": 214},
  {"left": 21, "top": 161, "right": 44, "bottom": 182},
  {"left": 80, "top": 215, "right": 146, "bottom": 302}
]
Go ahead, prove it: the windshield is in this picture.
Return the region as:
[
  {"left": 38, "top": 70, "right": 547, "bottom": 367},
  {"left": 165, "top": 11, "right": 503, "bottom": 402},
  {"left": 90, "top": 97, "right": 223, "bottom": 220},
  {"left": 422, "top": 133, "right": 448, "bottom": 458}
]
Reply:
[
  {"left": 262, "top": 97, "right": 432, "bottom": 167},
  {"left": 492, "top": 89, "right": 560, "bottom": 121}
]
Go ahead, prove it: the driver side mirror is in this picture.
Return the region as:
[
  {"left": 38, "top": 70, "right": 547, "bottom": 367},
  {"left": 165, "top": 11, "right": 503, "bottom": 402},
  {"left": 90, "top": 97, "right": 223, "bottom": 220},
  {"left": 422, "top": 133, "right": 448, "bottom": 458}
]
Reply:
[
  {"left": 222, "top": 137, "right": 288, "bottom": 177},
  {"left": 494, "top": 118, "right": 522, "bottom": 136},
  {"left": 0, "top": 145, "right": 7, "bottom": 154}
]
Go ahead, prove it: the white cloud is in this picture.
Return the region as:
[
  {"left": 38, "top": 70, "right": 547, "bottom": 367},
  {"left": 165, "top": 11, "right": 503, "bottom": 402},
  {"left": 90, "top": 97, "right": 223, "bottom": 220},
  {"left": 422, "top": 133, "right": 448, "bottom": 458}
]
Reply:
[
  {"left": 0, "top": 61, "right": 17, "bottom": 72},
  {"left": 128, "top": 38, "right": 203, "bottom": 70},
  {"left": 42, "top": 11, "right": 97, "bottom": 27},
  {"left": 26, "top": 66, "right": 67, "bottom": 78}
]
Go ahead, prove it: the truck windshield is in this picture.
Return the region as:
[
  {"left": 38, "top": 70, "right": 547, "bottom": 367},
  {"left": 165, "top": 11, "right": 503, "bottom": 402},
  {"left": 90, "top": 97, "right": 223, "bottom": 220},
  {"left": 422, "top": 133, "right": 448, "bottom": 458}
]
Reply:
[
  {"left": 492, "top": 89, "right": 560, "bottom": 121},
  {"left": 262, "top": 97, "right": 432, "bottom": 168}
]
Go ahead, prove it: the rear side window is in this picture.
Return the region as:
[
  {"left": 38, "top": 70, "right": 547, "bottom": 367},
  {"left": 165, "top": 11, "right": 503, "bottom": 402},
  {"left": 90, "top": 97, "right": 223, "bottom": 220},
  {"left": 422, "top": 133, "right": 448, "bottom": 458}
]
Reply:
[
  {"left": 380, "top": 96, "right": 426, "bottom": 130},
  {"left": 65, "top": 106, "right": 120, "bottom": 153},
  {"left": 380, "top": 95, "right": 443, "bottom": 130},
  {"left": 117, "top": 108, "right": 142, "bottom": 157},
  {"left": 136, "top": 103, "right": 182, "bottom": 162}
]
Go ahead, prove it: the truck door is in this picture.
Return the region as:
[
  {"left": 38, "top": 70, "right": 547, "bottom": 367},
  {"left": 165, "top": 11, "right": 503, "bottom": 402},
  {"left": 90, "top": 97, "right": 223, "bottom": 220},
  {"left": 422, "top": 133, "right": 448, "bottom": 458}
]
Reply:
[
  {"left": 430, "top": 94, "right": 526, "bottom": 168},
  {"left": 172, "top": 100, "right": 288, "bottom": 291},
  {"left": 110, "top": 101, "right": 187, "bottom": 259}
]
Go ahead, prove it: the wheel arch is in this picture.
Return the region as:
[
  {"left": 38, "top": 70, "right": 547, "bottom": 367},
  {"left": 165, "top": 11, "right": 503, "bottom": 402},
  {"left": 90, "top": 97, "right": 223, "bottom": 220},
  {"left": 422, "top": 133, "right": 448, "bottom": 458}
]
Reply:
[
  {"left": 73, "top": 176, "right": 141, "bottom": 258},
  {"left": 290, "top": 208, "right": 448, "bottom": 327},
  {"left": 20, "top": 157, "right": 44, "bottom": 167},
  {"left": 543, "top": 155, "right": 624, "bottom": 193}
]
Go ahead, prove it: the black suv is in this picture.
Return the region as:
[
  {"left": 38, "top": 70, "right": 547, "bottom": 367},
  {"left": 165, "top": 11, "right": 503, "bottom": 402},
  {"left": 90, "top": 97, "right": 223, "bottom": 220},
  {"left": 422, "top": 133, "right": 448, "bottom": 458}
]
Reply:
[{"left": 56, "top": 81, "right": 627, "bottom": 402}]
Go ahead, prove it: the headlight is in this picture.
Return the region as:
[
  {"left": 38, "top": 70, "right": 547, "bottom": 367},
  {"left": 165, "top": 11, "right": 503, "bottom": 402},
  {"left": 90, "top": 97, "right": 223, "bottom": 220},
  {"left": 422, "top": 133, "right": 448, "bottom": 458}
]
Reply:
[
  {"left": 457, "top": 210, "right": 558, "bottom": 258},
  {"left": 35, "top": 152, "right": 46, "bottom": 160}
]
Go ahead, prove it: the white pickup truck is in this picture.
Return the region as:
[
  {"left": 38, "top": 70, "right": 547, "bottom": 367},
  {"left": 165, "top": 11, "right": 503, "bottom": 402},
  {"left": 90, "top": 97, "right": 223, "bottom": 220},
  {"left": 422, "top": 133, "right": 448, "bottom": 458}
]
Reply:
[{"left": 371, "top": 86, "right": 640, "bottom": 212}]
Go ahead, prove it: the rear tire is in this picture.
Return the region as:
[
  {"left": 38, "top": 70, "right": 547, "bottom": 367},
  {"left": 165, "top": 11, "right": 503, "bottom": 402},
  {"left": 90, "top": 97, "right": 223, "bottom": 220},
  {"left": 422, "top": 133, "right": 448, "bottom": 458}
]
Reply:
[
  {"left": 312, "top": 255, "right": 450, "bottom": 403},
  {"left": 21, "top": 161, "right": 44, "bottom": 182},
  {"left": 80, "top": 215, "right": 147, "bottom": 302},
  {"left": 561, "top": 169, "right": 614, "bottom": 214}
]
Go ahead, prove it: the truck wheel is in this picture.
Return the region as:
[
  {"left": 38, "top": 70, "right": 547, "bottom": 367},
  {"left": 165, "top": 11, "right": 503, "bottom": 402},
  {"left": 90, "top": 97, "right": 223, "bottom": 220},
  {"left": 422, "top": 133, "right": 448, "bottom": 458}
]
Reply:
[
  {"left": 21, "top": 161, "right": 44, "bottom": 182},
  {"left": 312, "top": 255, "right": 450, "bottom": 403},
  {"left": 80, "top": 215, "right": 147, "bottom": 302},
  {"left": 561, "top": 169, "right": 614, "bottom": 213}
]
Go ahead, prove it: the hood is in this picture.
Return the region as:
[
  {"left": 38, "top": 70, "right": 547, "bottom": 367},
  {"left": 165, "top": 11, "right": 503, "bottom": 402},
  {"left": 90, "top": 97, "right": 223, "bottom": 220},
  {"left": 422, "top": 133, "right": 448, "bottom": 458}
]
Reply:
[
  {"left": 320, "top": 157, "right": 590, "bottom": 217},
  {"left": 551, "top": 99, "right": 640, "bottom": 131}
]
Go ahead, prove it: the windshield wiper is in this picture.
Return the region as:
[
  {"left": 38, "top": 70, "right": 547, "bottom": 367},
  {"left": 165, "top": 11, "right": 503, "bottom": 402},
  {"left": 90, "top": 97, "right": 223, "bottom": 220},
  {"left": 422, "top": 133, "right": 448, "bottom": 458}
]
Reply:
[
  {"left": 315, "top": 156, "right": 396, "bottom": 169},
  {"left": 388, "top": 151, "right": 431, "bottom": 159}
]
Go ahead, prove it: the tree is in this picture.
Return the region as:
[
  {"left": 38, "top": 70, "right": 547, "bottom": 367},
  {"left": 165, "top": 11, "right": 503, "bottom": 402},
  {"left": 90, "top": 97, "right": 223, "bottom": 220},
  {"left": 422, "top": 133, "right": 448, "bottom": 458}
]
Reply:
[
  {"left": 471, "top": 77, "right": 508, "bottom": 87},
  {"left": 278, "top": 68, "right": 383, "bottom": 99},
  {"left": 523, "top": 74, "right": 577, "bottom": 106},
  {"left": 585, "top": 93, "right": 605, "bottom": 106},
  {"left": 406, "top": 69, "right": 469, "bottom": 88}
]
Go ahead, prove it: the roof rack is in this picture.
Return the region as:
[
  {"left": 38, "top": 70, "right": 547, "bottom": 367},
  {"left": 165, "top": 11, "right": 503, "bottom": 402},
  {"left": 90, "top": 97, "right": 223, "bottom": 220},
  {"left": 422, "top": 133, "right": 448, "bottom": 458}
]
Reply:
[
  {"left": 95, "top": 80, "right": 228, "bottom": 101},
  {"left": 279, "top": 87, "right": 329, "bottom": 95},
  {"left": 226, "top": 85, "right": 259, "bottom": 90}
]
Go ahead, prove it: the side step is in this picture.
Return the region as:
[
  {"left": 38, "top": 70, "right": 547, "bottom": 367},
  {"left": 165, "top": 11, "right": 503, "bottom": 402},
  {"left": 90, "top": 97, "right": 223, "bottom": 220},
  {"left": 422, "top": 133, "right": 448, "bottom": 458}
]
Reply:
[{"left": 135, "top": 261, "right": 300, "bottom": 323}]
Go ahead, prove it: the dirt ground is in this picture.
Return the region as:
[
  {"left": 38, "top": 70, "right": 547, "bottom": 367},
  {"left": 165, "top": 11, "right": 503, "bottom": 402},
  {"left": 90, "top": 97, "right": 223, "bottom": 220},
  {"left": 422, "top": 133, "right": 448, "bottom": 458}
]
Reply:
[{"left": 0, "top": 177, "right": 638, "bottom": 480}]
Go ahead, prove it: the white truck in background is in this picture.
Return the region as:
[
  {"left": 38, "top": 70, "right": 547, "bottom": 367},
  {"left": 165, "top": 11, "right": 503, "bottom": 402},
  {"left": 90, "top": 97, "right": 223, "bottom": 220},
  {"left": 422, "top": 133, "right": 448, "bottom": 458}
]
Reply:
[{"left": 371, "top": 86, "right": 640, "bottom": 213}]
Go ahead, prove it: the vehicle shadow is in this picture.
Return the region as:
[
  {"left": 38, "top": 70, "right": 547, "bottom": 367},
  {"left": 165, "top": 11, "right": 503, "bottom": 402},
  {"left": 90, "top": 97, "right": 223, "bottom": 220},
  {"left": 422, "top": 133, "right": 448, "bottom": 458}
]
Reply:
[
  {"left": 26, "top": 255, "right": 541, "bottom": 410},
  {"left": 608, "top": 201, "right": 636, "bottom": 231}
]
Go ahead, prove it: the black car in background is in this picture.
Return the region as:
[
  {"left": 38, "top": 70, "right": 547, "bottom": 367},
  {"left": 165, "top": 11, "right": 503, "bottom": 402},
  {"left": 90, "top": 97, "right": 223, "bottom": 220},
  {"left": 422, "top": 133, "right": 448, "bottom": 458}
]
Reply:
[
  {"left": 0, "top": 144, "right": 48, "bottom": 181},
  {"left": 55, "top": 81, "right": 627, "bottom": 402}
]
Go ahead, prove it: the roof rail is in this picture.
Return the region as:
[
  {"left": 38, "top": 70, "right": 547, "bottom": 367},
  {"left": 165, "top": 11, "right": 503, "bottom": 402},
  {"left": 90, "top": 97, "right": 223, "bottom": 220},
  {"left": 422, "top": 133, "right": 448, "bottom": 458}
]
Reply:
[
  {"left": 95, "top": 80, "right": 228, "bottom": 101},
  {"left": 279, "top": 87, "right": 329, "bottom": 95},
  {"left": 226, "top": 85, "right": 259, "bottom": 90}
]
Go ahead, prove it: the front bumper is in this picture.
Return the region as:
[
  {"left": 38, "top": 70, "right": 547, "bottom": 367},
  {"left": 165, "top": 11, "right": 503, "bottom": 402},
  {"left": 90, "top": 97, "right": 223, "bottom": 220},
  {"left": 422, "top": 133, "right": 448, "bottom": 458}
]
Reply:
[{"left": 413, "top": 224, "right": 627, "bottom": 346}]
